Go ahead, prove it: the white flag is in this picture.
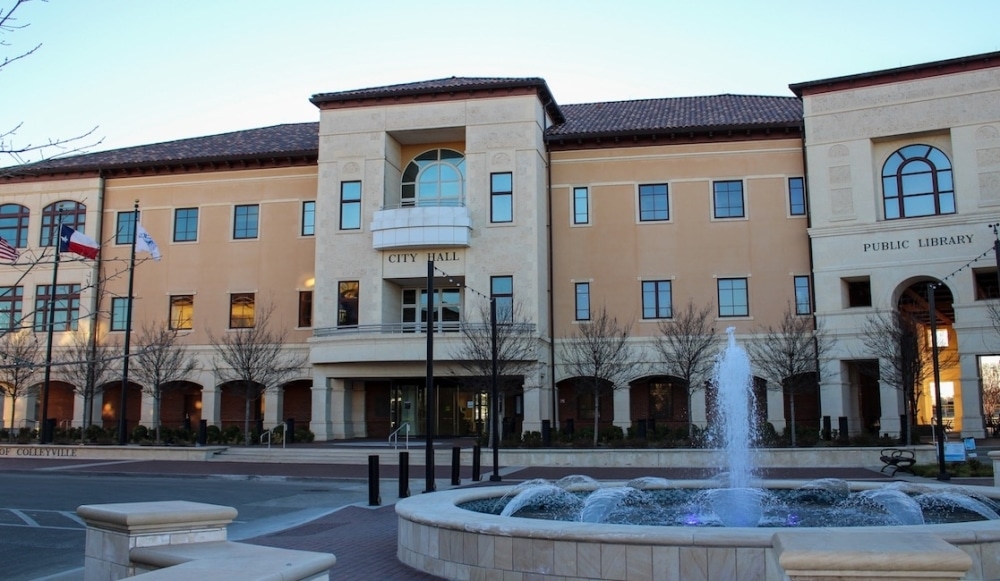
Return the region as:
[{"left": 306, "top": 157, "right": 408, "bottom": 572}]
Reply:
[{"left": 136, "top": 222, "right": 161, "bottom": 261}]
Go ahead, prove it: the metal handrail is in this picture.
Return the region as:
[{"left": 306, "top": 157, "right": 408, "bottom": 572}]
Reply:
[
  {"left": 261, "top": 430, "right": 271, "bottom": 449},
  {"left": 389, "top": 423, "right": 410, "bottom": 450},
  {"left": 314, "top": 321, "right": 535, "bottom": 338}
]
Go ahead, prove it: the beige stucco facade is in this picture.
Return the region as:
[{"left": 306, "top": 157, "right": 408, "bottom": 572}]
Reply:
[
  {"left": 2, "top": 52, "right": 1000, "bottom": 444},
  {"left": 799, "top": 64, "right": 1000, "bottom": 437}
]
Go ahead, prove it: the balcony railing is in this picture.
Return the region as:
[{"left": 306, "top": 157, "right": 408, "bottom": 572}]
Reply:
[{"left": 313, "top": 321, "right": 536, "bottom": 338}]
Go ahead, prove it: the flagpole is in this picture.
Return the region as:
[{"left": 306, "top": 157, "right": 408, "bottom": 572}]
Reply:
[
  {"left": 117, "top": 201, "right": 139, "bottom": 445},
  {"left": 39, "top": 206, "right": 63, "bottom": 444}
]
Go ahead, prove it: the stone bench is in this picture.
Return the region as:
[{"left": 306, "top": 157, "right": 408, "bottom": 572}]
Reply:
[{"left": 77, "top": 500, "right": 335, "bottom": 581}]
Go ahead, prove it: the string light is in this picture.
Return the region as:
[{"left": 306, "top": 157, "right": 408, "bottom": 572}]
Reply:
[{"left": 433, "top": 265, "right": 490, "bottom": 301}]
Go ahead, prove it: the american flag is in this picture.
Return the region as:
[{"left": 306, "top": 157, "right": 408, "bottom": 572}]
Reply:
[{"left": 0, "top": 236, "right": 19, "bottom": 263}]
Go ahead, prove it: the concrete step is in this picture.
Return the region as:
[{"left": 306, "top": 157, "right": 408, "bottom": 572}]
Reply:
[{"left": 210, "top": 445, "right": 457, "bottom": 465}]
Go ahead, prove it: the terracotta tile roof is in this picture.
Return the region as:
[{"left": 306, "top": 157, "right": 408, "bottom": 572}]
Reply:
[
  {"left": 546, "top": 94, "right": 802, "bottom": 141},
  {"left": 311, "top": 76, "right": 565, "bottom": 124},
  {"left": 4, "top": 90, "right": 807, "bottom": 178},
  {"left": 5, "top": 123, "right": 318, "bottom": 177}
]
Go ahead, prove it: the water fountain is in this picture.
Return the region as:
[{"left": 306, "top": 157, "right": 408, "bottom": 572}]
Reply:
[{"left": 396, "top": 329, "right": 999, "bottom": 579}]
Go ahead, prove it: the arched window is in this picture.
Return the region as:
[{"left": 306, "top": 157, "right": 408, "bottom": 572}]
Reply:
[
  {"left": 41, "top": 201, "right": 87, "bottom": 247},
  {"left": 401, "top": 149, "right": 465, "bottom": 207},
  {"left": 0, "top": 204, "right": 29, "bottom": 248},
  {"left": 881, "top": 144, "right": 955, "bottom": 219}
]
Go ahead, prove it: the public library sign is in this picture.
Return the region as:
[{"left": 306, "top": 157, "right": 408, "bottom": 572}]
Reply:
[{"left": 862, "top": 233, "right": 975, "bottom": 253}]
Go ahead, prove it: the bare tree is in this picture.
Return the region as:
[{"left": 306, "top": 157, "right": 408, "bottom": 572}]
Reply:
[
  {"left": 0, "top": 328, "right": 41, "bottom": 434},
  {"left": 560, "top": 307, "right": 639, "bottom": 446},
  {"left": 654, "top": 300, "right": 717, "bottom": 439},
  {"left": 210, "top": 302, "right": 307, "bottom": 445},
  {"left": 748, "top": 305, "right": 829, "bottom": 447},
  {"left": 451, "top": 300, "right": 540, "bottom": 441},
  {"left": 56, "top": 322, "right": 120, "bottom": 430},
  {"left": 860, "top": 309, "right": 957, "bottom": 445},
  {"left": 982, "top": 362, "right": 1000, "bottom": 419},
  {"left": 130, "top": 322, "right": 196, "bottom": 443},
  {"left": 1, "top": 0, "right": 100, "bottom": 168}
]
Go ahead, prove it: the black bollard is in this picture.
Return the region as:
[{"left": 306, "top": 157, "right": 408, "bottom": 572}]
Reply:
[
  {"left": 541, "top": 420, "right": 551, "bottom": 447},
  {"left": 285, "top": 418, "right": 295, "bottom": 444},
  {"left": 822, "top": 416, "right": 832, "bottom": 441},
  {"left": 472, "top": 445, "right": 481, "bottom": 481},
  {"left": 451, "top": 446, "right": 461, "bottom": 486},
  {"left": 197, "top": 419, "right": 207, "bottom": 446},
  {"left": 368, "top": 455, "right": 381, "bottom": 506},
  {"left": 838, "top": 417, "right": 849, "bottom": 443},
  {"left": 399, "top": 451, "right": 410, "bottom": 499}
]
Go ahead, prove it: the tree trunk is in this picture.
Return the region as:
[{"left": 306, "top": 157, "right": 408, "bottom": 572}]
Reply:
[
  {"left": 243, "top": 392, "right": 251, "bottom": 447},
  {"left": 686, "top": 385, "right": 694, "bottom": 440},
  {"left": 8, "top": 398, "right": 16, "bottom": 441},
  {"left": 153, "top": 389, "right": 161, "bottom": 444},
  {"left": 789, "top": 389, "right": 797, "bottom": 447},
  {"left": 592, "top": 391, "right": 599, "bottom": 447}
]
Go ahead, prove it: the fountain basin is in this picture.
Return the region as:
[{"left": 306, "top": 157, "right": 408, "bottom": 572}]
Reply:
[{"left": 396, "top": 480, "right": 1000, "bottom": 580}]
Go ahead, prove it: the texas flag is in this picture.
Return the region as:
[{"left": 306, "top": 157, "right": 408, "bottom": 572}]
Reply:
[{"left": 59, "top": 225, "right": 100, "bottom": 259}]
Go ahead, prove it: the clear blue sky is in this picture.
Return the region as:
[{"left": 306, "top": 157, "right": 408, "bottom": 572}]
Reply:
[{"left": 4, "top": 0, "right": 1000, "bottom": 158}]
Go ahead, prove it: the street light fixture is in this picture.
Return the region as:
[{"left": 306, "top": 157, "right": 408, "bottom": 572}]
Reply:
[
  {"left": 490, "top": 296, "right": 501, "bottom": 482},
  {"left": 927, "top": 282, "right": 950, "bottom": 482}
]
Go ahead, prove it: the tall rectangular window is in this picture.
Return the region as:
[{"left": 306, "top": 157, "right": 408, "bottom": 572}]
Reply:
[
  {"left": 794, "top": 275, "right": 811, "bottom": 315},
  {"left": 718, "top": 278, "right": 749, "bottom": 317},
  {"left": 491, "top": 276, "right": 513, "bottom": 323},
  {"left": 169, "top": 295, "right": 193, "bottom": 330},
  {"left": 338, "top": 282, "right": 359, "bottom": 327},
  {"left": 301, "top": 201, "right": 316, "bottom": 236},
  {"left": 340, "top": 181, "right": 361, "bottom": 230},
  {"left": 110, "top": 297, "right": 129, "bottom": 331},
  {"left": 174, "top": 208, "right": 199, "bottom": 242},
  {"left": 0, "top": 203, "right": 29, "bottom": 248},
  {"left": 34, "top": 284, "right": 81, "bottom": 332},
  {"left": 298, "top": 290, "right": 313, "bottom": 327},
  {"left": 229, "top": 293, "right": 255, "bottom": 328},
  {"left": 974, "top": 268, "right": 1000, "bottom": 300},
  {"left": 115, "top": 211, "right": 136, "bottom": 245},
  {"left": 572, "top": 187, "right": 590, "bottom": 225},
  {"left": 575, "top": 282, "right": 590, "bottom": 321},
  {"left": 0, "top": 285, "right": 23, "bottom": 331},
  {"left": 789, "top": 177, "right": 806, "bottom": 216},
  {"left": 639, "top": 183, "right": 669, "bottom": 221},
  {"left": 233, "top": 205, "right": 259, "bottom": 239},
  {"left": 491, "top": 172, "right": 513, "bottom": 223},
  {"left": 713, "top": 180, "right": 745, "bottom": 218},
  {"left": 642, "top": 280, "right": 672, "bottom": 319}
]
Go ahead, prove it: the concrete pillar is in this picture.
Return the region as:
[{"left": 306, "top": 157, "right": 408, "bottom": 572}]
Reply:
[
  {"left": 958, "top": 351, "right": 986, "bottom": 438},
  {"left": 612, "top": 387, "right": 630, "bottom": 432},
  {"left": 328, "top": 377, "right": 352, "bottom": 440},
  {"left": 201, "top": 384, "right": 221, "bottom": 427},
  {"left": 521, "top": 366, "right": 550, "bottom": 434},
  {"left": 820, "top": 360, "right": 852, "bottom": 424},
  {"left": 691, "top": 388, "right": 708, "bottom": 429},
  {"left": 765, "top": 387, "right": 786, "bottom": 435},
  {"left": 878, "top": 377, "right": 904, "bottom": 437},
  {"left": 77, "top": 501, "right": 236, "bottom": 581},
  {"left": 310, "top": 370, "right": 333, "bottom": 441},
  {"left": 262, "top": 390, "right": 281, "bottom": 430}
]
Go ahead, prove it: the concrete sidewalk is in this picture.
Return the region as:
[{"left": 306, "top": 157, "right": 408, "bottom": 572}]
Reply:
[{"left": 5, "top": 456, "right": 992, "bottom": 580}]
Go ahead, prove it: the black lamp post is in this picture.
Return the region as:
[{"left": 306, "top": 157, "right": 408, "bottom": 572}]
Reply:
[
  {"left": 489, "top": 296, "right": 501, "bottom": 482},
  {"left": 927, "top": 282, "right": 950, "bottom": 481},
  {"left": 424, "top": 260, "right": 435, "bottom": 493}
]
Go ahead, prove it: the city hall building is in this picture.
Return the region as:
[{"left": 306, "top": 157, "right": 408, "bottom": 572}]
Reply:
[{"left": 1, "top": 51, "right": 998, "bottom": 441}]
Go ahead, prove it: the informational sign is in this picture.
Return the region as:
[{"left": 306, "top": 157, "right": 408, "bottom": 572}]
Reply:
[
  {"left": 965, "top": 437, "right": 978, "bottom": 458},
  {"left": 943, "top": 441, "right": 967, "bottom": 462}
]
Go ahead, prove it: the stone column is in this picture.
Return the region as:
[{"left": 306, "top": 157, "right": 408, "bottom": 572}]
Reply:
[
  {"left": 328, "top": 377, "right": 351, "bottom": 440},
  {"left": 262, "top": 390, "right": 281, "bottom": 430},
  {"left": 310, "top": 369, "right": 333, "bottom": 441},
  {"left": 201, "top": 384, "right": 221, "bottom": 428},
  {"left": 958, "top": 351, "right": 986, "bottom": 438},
  {"left": 612, "top": 387, "right": 630, "bottom": 433}
]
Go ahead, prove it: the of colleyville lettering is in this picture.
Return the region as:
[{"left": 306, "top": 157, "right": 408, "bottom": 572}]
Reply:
[{"left": 0, "top": 446, "right": 78, "bottom": 457}]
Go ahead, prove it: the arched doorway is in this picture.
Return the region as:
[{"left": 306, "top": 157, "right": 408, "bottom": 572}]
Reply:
[
  {"left": 282, "top": 380, "right": 311, "bottom": 432},
  {"left": 895, "top": 279, "right": 959, "bottom": 433},
  {"left": 36, "top": 381, "right": 75, "bottom": 428},
  {"left": 629, "top": 376, "right": 689, "bottom": 434},
  {"left": 556, "top": 377, "right": 614, "bottom": 437},
  {"left": 101, "top": 381, "right": 142, "bottom": 432},
  {"left": 219, "top": 380, "right": 264, "bottom": 432},
  {"left": 159, "top": 381, "right": 202, "bottom": 429}
]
